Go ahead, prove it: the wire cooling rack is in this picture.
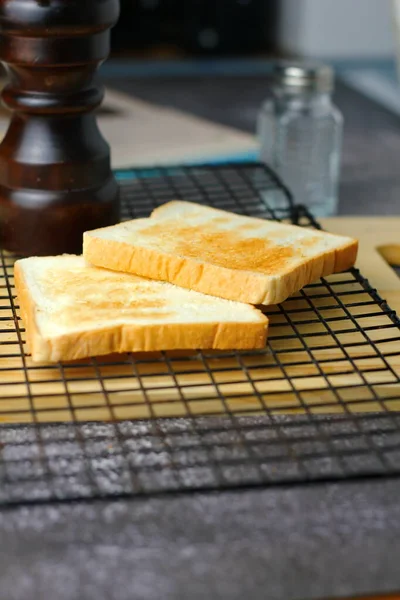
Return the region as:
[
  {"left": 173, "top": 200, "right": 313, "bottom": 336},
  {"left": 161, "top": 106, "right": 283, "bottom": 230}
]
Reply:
[{"left": 1, "top": 163, "right": 400, "bottom": 505}]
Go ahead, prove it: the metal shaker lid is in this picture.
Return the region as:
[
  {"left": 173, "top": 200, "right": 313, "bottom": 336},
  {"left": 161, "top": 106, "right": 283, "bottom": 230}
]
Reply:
[{"left": 273, "top": 61, "right": 334, "bottom": 93}]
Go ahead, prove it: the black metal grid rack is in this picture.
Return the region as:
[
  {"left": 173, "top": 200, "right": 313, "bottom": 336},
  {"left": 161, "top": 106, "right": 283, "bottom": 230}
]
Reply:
[{"left": 1, "top": 162, "right": 400, "bottom": 505}]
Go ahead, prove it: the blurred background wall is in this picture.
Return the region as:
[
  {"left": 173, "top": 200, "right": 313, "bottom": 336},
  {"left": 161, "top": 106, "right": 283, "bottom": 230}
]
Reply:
[
  {"left": 110, "top": 0, "right": 396, "bottom": 60},
  {"left": 278, "top": 0, "right": 394, "bottom": 59},
  {"left": 111, "top": 0, "right": 278, "bottom": 56}
]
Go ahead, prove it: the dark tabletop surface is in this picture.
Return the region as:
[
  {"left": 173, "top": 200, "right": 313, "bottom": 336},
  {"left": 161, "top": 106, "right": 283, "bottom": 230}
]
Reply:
[
  {"left": 110, "top": 75, "right": 400, "bottom": 216},
  {"left": 1, "top": 480, "right": 400, "bottom": 600},
  {"left": 1, "top": 74, "right": 400, "bottom": 600}
]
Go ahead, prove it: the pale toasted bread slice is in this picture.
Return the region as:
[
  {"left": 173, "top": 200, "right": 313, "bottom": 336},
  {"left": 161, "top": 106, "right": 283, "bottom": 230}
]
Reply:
[
  {"left": 83, "top": 201, "right": 358, "bottom": 305},
  {"left": 14, "top": 255, "right": 268, "bottom": 363}
]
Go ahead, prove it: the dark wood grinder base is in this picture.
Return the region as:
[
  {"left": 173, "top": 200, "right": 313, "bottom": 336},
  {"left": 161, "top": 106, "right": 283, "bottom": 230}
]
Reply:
[{"left": 0, "top": 0, "right": 120, "bottom": 256}]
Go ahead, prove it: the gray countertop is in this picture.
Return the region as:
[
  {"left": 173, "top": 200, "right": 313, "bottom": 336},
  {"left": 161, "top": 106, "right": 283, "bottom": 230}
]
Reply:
[
  {"left": 110, "top": 76, "right": 400, "bottom": 216},
  {"left": 1, "top": 480, "right": 400, "bottom": 600},
  {"left": 1, "top": 77, "right": 400, "bottom": 600}
]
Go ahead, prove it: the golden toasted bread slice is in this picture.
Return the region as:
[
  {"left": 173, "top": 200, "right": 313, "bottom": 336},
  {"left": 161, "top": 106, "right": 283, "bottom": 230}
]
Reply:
[
  {"left": 83, "top": 201, "right": 358, "bottom": 305},
  {"left": 15, "top": 255, "right": 268, "bottom": 363}
]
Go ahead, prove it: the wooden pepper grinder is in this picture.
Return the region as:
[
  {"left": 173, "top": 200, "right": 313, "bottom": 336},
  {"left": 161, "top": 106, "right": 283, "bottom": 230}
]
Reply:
[{"left": 0, "top": 0, "right": 120, "bottom": 256}]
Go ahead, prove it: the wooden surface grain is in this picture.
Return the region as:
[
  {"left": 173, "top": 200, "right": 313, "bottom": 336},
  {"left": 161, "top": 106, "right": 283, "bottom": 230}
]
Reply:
[
  {"left": 0, "top": 217, "right": 399, "bottom": 423},
  {"left": 320, "top": 216, "right": 400, "bottom": 314}
]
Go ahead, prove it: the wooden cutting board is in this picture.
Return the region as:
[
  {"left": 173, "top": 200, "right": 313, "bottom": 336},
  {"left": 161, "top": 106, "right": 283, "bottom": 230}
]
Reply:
[
  {"left": 0, "top": 217, "right": 399, "bottom": 424},
  {"left": 320, "top": 216, "right": 400, "bottom": 313}
]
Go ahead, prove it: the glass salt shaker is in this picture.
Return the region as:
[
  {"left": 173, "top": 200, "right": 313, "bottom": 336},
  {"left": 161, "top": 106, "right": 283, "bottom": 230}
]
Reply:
[{"left": 258, "top": 62, "right": 343, "bottom": 217}]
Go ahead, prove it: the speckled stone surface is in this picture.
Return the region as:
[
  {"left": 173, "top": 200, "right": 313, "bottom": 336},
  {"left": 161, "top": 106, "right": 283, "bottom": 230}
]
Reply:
[{"left": 0, "top": 480, "right": 400, "bottom": 600}]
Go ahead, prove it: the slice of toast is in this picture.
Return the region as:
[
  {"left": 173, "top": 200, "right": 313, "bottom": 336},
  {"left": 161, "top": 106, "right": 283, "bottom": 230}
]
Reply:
[
  {"left": 14, "top": 255, "right": 268, "bottom": 363},
  {"left": 83, "top": 201, "right": 358, "bottom": 305}
]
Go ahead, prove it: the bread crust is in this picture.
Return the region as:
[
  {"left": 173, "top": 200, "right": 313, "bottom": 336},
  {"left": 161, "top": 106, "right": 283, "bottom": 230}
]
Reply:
[
  {"left": 14, "top": 262, "right": 52, "bottom": 362},
  {"left": 14, "top": 260, "right": 268, "bottom": 363},
  {"left": 83, "top": 232, "right": 358, "bottom": 305}
]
